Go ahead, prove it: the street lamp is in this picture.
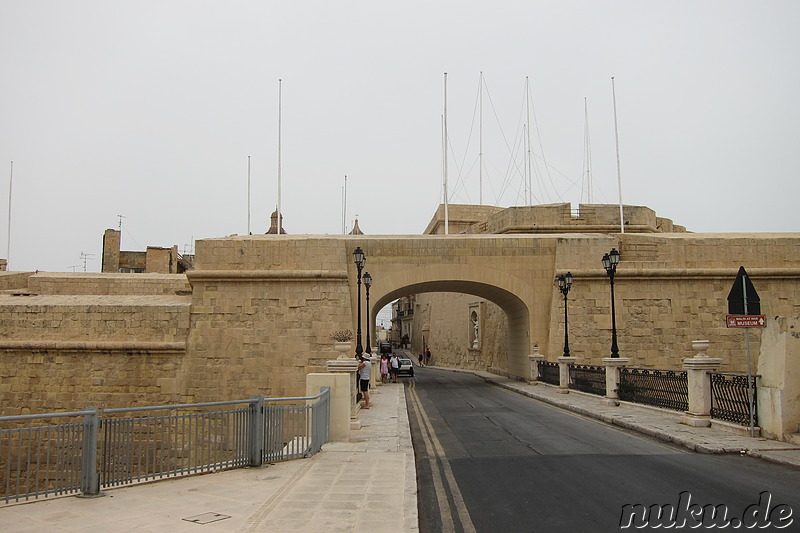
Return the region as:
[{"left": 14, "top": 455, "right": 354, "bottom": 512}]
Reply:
[
  {"left": 363, "top": 271, "right": 372, "bottom": 355},
  {"left": 602, "top": 248, "right": 621, "bottom": 358},
  {"left": 557, "top": 272, "right": 573, "bottom": 357},
  {"left": 353, "top": 247, "right": 366, "bottom": 356}
]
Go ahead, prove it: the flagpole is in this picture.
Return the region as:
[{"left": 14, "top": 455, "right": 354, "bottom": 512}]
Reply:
[
  {"left": 7, "top": 161, "right": 12, "bottom": 268},
  {"left": 277, "top": 78, "right": 282, "bottom": 234},
  {"left": 612, "top": 77, "right": 624, "bottom": 234},
  {"left": 443, "top": 72, "right": 449, "bottom": 235}
]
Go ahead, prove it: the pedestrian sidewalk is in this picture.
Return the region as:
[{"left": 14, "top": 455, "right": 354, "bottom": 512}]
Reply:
[
  {"left": 5, "top": 366, "right": 799, "bottom": 532},
  {"left": 453, "top": 367, "right": 800, "bottom": 468},
  {"left": 2, "top": 382, "right": 418, "bottom": 533}
]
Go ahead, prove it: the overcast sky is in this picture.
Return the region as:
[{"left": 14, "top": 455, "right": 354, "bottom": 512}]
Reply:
[{"left": 1, "top": 1, "right": 798, "bottom": 272}]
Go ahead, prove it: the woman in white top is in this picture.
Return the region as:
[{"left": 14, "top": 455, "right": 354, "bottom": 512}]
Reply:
[{"left": 358, "top": 355, "right": 372, "bottom": 408}]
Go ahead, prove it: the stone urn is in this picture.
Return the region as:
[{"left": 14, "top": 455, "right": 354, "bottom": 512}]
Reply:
[{"left": 334, "top": 341, "right": 353, "bottom": 359}]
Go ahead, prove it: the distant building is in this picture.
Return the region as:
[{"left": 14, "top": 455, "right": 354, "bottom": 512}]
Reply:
[{"left": 101, "top": 229, "right": 193, "bottom": 274}]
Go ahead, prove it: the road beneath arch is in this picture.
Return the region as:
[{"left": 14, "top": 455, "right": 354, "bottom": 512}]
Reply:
[{"left": 405, "top": 367, "right": 800, "bottom": 532}]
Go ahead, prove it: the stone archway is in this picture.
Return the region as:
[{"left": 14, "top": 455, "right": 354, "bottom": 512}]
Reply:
[{"left": 369, "top": 270, "right": 535, "bottom": 379}]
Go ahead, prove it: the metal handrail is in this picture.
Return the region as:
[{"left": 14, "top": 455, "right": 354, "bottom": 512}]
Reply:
[{"left": 2, "top": 388, "right": 331, "bottom": 504}]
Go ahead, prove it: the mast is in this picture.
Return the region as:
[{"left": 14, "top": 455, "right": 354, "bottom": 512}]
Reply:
[
  {"left": 247, "top": 155, "right": 251, "bottom": 234},
  {"left": 525, "top": 77, "right": 532, "bottom": 206},
  {"left": 583, "top": 98, "right": 592, "bottom": 204},
  {"left": 443, "top": 72, "right": 449, "bottom": 235},
  {"left": 277, "top": 78, "right": 282, "bottom": 234},
  {"left": 6, "top": 161, "right": 11, "bottom": 268},
  {"left": 479, "top": 71, "right": 483, "bottom": 206},
  {"left": 342, "top": 175, "right": 347, "bottom": 234},
  {"left": 612, "top": 76, "right": 624, "bottom": 233}
]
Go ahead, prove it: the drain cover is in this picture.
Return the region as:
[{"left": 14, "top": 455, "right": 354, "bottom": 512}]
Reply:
[{"left": 182, "top": 512, "right": 232, "bottom": 525}]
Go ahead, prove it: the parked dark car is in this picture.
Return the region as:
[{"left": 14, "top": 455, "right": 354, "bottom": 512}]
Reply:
[{"left": 379, "top": 342, "right": 392, "bottom": 354}]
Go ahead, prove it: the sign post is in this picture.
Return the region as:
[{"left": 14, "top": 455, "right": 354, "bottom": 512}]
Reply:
[{"left": 726, "top": 266, "right": 762, "bottom": 437}]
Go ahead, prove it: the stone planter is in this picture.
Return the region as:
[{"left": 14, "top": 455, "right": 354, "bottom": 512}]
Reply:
[{"left": 333, "top": 341, "right": 353, "bottom": 359}]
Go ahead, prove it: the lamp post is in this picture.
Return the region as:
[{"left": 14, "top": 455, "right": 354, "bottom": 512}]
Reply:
[
  {"left": 557, "top": 272, "right": 573, "bottom": 357},
  {"left": 602, "top": 248, "right": 621, "bottom": 358},
  {"left": 353, "top": 247, "right": 366, "bottom": 356},
  {"left": 363, "top": 271, "right": 372, "bottom": 355}
]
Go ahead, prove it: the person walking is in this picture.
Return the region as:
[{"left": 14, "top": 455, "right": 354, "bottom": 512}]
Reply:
[
  {"left": 380, "top": 354, "right": 389, "bottom": 383},
  {"left": 425, "top": 348, "right": 431, "bottom": 366},
  {"left": 389, "top": 353, "right": 400, "bottom": 383},
  {"left": 357, "top": 354, "right": 372, "bottom": 408}
]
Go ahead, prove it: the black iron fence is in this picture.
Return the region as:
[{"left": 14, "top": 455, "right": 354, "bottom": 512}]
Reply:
[
  {"left": 710, "top": 373, "right": 758, "bottom": 427},
  {"left": 537, "top": 361, "right": 560, "bottom": 386},
  {"left": 568, "top": 365, "right": 606, "bottom": 396},
  {"left": 618, "top": 368, "right": 689, "bottom": 412}
]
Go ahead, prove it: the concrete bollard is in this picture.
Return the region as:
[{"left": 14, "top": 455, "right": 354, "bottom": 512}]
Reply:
[
  {"left": 681, "top": 340, "right": 722, "bottom": 427},
  {"left": 602, "top": 357, "right": 630, "bottom": 406}
]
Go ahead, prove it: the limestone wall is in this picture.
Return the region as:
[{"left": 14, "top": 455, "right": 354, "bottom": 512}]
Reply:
[
  {"left": 0, "top": 350, "right": 185, "bottom": 415},
  {"left": 27, "top": 272, "right": 191, "bottom": 295},
  {"left": 184, "top": 235, "right": 358, "bottom": 402},
  {"left": 0, "top": 293, "right": 191, "bottom": 415},
  {"left": 0, "top": 271, "right": 33, "bottom": 290},
  {"left": 411, "top": 292, "right": 508, "bottom": 372}
]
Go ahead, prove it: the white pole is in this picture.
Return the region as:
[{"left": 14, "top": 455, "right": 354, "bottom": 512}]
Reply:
[
  {"left": 342, "top": 175, "right": 347, "bottom": 234},
  {"left": 277, "top": 78, "right": 282, "bottom": 234},
  {"left": 479, "top": 71, "right": 483, "bottom": 206},
  {"left": 584, "top": 98, "right": 592, "bottom": 204},
  {"left": 247, "top": 155, "right": 251, "bottom": 234},
  {"left": 6, "top": 161, "right": 12, "bottom": 268},
  {"left": 443, "top": 72, "right": 449, "bottom": 235},
  {"left": 525, "top": 77, "right": 532, "bottom": 206},
  {"left": 612, "top": 77, "right": 624, "bottom": 233}
]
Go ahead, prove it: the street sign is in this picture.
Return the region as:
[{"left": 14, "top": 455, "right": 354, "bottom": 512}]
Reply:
[
  {"left": 727, "top": 266, "right": 760, "bottom": 315},
  {"left": 726, "top": 315, "right": 766, "bottom": 328}
]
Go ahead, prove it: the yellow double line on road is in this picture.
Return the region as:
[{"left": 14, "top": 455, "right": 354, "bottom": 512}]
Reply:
[{"left": 407, "top": 380, "right": 476, "bottom": 533}]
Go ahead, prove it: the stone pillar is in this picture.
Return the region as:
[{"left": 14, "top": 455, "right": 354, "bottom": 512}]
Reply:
[
  {"left": 557, "top": 356, "right": 576, "bottom": 394},
  {"left": 603, "top": 357, "right": 630, "bottom": 406},
  {"left": 306, "top": 373, "right": 352, "bottom": 442},
  {"left": 528, "top": 345, "right": 544, "bottom": 384},
  {"left": 326, "top": 358, "right": 361, "bottom": 427},
  {"left": 369, "top": 354, "right": 380, "bottom": 388},
  {"left": 681, "top": 340, "right": 722, "bottom": 427}
]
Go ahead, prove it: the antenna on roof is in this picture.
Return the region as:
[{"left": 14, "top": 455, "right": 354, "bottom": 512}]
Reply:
[{"left": 80, "top": 252, "right": 95, "bottom": 272}]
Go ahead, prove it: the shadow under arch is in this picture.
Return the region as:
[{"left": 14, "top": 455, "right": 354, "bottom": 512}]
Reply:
[{"left": 371, "top": 277, "right": 533, "bottom": 379}]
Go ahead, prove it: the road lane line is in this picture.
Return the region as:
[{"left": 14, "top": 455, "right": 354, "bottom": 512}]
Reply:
[{"left": 408, "top": 382, "right": 477, "bottom": 533}]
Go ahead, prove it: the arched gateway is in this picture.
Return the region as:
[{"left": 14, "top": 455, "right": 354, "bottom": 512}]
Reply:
[{"left": 184, "top": 225, "right": 800, "bottom": 401}]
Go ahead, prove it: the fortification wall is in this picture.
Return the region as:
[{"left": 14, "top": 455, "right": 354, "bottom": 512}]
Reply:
[
  {"left": 27, "top": 272, "right": 191, "bottom": 295},
  {"left": 0, "top": 293, "right": 191, "bottom": 415},
  {"left": 0, "top": 271, "right": 33, "bottom": 290},
  {"left": 184, "top": 235, "right": 358, "bottom": 402}
]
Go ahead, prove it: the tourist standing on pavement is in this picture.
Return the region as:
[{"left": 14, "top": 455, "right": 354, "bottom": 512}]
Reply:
[
  {"left": 418, "top": 352, "right": 424, "bottom": 366},
  {"left": 380, "top": 354, "right": 389, "bottom": 383},
  {"left": 425, "top": 348, "right": 431, "bottom": 366},
  {"left": 389, "top": 353, "right": 400, "bottom": 383},
  {"left": 358, "top": 355, "right": 372, "bottom": 408}
]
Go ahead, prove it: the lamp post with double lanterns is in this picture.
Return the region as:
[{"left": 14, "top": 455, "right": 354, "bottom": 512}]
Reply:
[
  {"left": 363, "top": 271, "right": 372, "bottom": 355},
  {"left": 602, "top": 248, "right": 621, "bottom": 358},
  {"left": 353, "top": 247, "right": 366, "bottom": 356},
  {"left": 557, "top": 272, "right": 573, "bottom": 357}
]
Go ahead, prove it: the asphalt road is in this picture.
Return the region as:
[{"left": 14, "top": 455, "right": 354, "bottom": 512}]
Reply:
[{"left": 405, "top": 367, "right": 800, "bottom": 533}]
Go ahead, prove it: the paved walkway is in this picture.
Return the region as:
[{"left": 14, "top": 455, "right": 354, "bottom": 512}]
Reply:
[
  {"left": 3, "top": 382, "right": 417, "bottom": 533},
  {"left": 4, "top": 365, "right": 800, "bottom": 532}
]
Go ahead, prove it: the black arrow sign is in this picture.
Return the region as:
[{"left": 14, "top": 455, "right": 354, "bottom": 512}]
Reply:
[{"left": 727, "top": 266, "right": 761, "bottom": 315}]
